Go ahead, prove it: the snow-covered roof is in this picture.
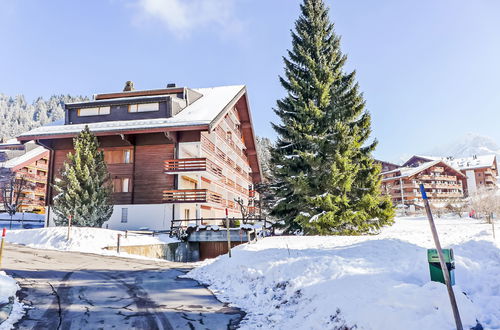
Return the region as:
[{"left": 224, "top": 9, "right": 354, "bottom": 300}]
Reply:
[
  {"left": 446, "top": 154, "right": 496, "bottom": 170},
  {"left": 18, "top": 85, "right": 245, "bottom": 139},
  {"left": 0, "top": 146, "right": 48, "bottom": 169},
  {"left": 382, "top": 160, "right": 465, "bottom": 181}
]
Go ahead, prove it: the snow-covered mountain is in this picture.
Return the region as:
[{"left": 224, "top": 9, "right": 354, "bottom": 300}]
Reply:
[{"left": 426, "top": 133, "right": 500, "bottom": 158}]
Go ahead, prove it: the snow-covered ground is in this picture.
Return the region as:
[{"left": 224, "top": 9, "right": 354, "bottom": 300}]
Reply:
[
  {"left": 4, "top": 227, "right": 178, "bottom": 257},
  {"left": 0, "top": 272, "right": 24, "bottom": 330},
  {"left": 186, "top": 216, "right": 500, "bottom": 329}
]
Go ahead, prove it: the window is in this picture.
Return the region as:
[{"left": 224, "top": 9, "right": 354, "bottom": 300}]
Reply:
[
  {"left": 128, "top": 103, "right": 159, "bottom": 113},
  {"left": 78, "top": 106, "right": 110, "bottom": 116},
  {"left": 184, "top": 209, "right": 190, "bottom": 220},
  {"left": 104, "top": 149, "right": 133, "bottom": 164},
  {"left": 113, "top": 178, "right": 130, "bottom": 193},
  {"left": 121, "top": 208, "right": 128, "bottom": 223},
  {"left": 124, "top": 150, "right": 131, "bottom": 164},
  {"left": 122, "top": 178, "right": 130, "bottom": 193}
]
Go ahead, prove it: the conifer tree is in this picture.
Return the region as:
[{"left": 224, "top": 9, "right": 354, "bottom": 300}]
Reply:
[
  {"left": 52, "top": 126, "right": 113, "bottom": 227},
  {"left": 270, "top": 0, "right": 394, "bottom": 234}
]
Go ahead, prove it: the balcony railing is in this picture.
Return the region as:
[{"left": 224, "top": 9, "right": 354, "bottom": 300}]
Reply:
[
  {"left": 164, "top": 158, "right": 223, "bottom": 177},
  {"left": 163, "top": 189, "right": 223, "bottom": 204}
]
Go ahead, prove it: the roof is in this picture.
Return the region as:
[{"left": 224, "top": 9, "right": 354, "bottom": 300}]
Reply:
[
  {"left": 382, "top": 160, "right": 466, "bottom": 181},
  {"left": 18, "top": 85, "right": 246, "bottom": 140},
  {"left": 0, "top": 146, "right": 48, "bottom": 170},
  {"left": 402, "top": 155, "right": 440, "bottom": 167},
  {"left": 446, "top": 155, "right": 497, "bottom": 170}
]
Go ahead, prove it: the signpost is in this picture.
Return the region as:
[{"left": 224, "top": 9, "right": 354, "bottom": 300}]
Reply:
[
  {"left": 420, "top": 184, "right": 463, "bottom": 330},
  {"left": 226, "top": 208, "right": 232, "bottom": 258},
  {"left": 0, "top": 228, "right": 6, "bottom": 269},
  {"left": 67, "top": 215, "right": 72, "bottom": 241}
]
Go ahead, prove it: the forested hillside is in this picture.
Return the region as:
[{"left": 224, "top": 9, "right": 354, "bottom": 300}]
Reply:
[{"left": 0, "top": 94, "right": 87, "bottom": 140}]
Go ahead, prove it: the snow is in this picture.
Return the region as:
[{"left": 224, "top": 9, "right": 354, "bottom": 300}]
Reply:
[
  {"left": 0, "top": 146, "right": 47, "bottom": 169},
  {"left": 0, "top": 272, "right": 17, "bottom": 305},
  {"left": 18, "top": 85, "right": 245, "bottom": 139},
  {"left": 0, "top": 272, "right": 24, "bottom": 330},
  {"left": 447, "top": 154, "right": 497, "bottom": 171},
  {"left": 186, "top": 216, "right": 500, "bottom": 329},
  {"left": 4, "top": 227, "right": 178, "bottom": 256}
]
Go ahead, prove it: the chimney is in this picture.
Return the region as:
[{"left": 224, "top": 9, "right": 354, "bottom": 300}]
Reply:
[
  {"left": 167, "top": 83, "right": 176, "bottom": 88},
  {"left": 123, "top": 81, "right": 135, "bottom": 92}
]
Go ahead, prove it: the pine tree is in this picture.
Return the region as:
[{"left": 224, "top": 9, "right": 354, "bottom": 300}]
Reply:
[
  {"left": 270, "top": 0, "right": 394, "bottom": 234},
  {"left": 52, "top": 126, "right": 113, "bottom": 227}
]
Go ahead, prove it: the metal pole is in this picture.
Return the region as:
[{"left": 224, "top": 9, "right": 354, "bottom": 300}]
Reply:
[
  {"left": 117, "top": 234, "right": 121, "bottom": 254},
  {"left": 225, "top": 208, "right": 231, "bottom": 258},
  {"left": 0, "top": 228, "right": 6, "bottom": 269},
  {"left": 67, "top": 215, "right": 72, "bottom": 241},
  {"left": 420, "top": 184, "right": 463, "bottom": 330}
]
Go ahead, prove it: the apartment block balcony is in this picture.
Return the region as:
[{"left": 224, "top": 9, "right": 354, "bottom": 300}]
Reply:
[
  {"left": 163, "top": 189, "right": 223, "bottom": 204},
  {"left": 485, "top": 176, "right": 495, "bottom": 184},
  {"left": 164, "top": 158, "right": 223, "bottom": 178},
  {"left": 417, "top": 175, "right": 457, "bottom": 181}
]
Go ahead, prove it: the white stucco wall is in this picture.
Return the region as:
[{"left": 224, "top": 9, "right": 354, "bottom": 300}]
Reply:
[
  {"left": 47, "top": 204, "right": 173, "bottom": 231},
  {"left": 466, "top": 169, "right": 477, "bottom": 194}
]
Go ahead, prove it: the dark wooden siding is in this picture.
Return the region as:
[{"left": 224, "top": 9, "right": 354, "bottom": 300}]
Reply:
[
  {"left": 133, "top": 144, "right": 175, "bottom": 204},
  {"left": 199, "top": 241, "right": 244, "bottom": 260},
  {"left": 67, "top": 100, "right": 171, "bottom": 125}
]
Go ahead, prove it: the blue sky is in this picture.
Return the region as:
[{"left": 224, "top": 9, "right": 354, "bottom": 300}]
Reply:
[{"left": 0, "top": 0, "right": 499, "bottom": 162}]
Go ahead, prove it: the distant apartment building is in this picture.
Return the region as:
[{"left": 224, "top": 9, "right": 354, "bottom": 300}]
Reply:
[
  {"left": 445, "top": 155, "right": 498, "bottom": 194},
  {"left": 381, "top": 160, "right": 466, "bottom": 207},
  {"left": 375, "top": 159, "right": 400, "bottom": 173},
  {"left": 0, "top": 142, "right": 49, "bottom": 214},
  {"left": 17, "top": 83, "right": 262, "bottom": 230},
  {"left": 401, "top": 154, "right": 498, "bottom": 194}
]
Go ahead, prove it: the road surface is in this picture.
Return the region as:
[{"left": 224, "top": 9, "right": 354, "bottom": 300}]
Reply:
[{"left": 2, "top": 243, "right": 244, "bottom": 329}]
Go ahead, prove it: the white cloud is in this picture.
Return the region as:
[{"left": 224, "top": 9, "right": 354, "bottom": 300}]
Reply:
[{"left": 134, "top": 0, "right": 241, "bottom": 37}]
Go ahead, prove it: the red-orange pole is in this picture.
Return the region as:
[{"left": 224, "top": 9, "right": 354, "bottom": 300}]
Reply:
[{"left": 0, "top": 228, "right": 6, "bottom": 269}]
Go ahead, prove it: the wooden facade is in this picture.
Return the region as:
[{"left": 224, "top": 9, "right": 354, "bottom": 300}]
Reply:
[
  {"left": 381, "top": 161, "right": 466, "bottom": 206},
  {"left": 0, "top": 146, "right": 49, "bottom": 214},
  {"left": 17, "top": 84, "right": 262, "bottom": 229}
]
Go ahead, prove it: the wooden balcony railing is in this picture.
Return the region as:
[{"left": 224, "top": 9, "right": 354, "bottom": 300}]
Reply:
[
  {"left": 164, "top": 158, "right": 223, "bottom": 177},
  {"left": 163, "top": 189, "right": 223, "bottom": 204}
]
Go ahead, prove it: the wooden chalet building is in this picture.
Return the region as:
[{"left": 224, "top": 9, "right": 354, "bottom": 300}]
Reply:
[
  {"left": 446, "top": 155, "right": 498, "bottom": 194},
  {"left": 0, "top": 142, "right": 49, "bottom": 214},
  {"left": 402, "top": 154, "right": 498, "bottom": 195},
  {"left": 381, "top": 160, "right": 466, "bottom": 208},
  {"left": 17, "top": 83, "right": 262, "bottom": 230}
]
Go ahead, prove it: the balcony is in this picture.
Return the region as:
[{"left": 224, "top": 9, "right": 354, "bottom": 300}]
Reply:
[
  {"left": 163, "top": 189, "right": 223, "bottom": 204},
  {"left": 164, "top": 158, "right": 223, "bottom": 178}
]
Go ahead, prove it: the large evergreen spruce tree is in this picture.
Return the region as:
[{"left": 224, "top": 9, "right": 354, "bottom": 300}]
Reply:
[
  {"left": 53, "top": 126, "right": 113, "bottom": 227},
  {"left": 270, "top": 0, "right": 394, "bottom": 234}
]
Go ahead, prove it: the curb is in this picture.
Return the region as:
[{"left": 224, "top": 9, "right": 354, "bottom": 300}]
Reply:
[{"left": 0, "top": 297, "right": 14, "bottom": 325}]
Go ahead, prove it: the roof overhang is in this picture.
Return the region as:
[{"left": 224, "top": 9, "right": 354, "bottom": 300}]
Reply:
[
  {"left": 207, "top": 86, "right": 263, "bottom": 183},
  {"left": 18, "top": 123, "right": 209, "bottom": 142}
]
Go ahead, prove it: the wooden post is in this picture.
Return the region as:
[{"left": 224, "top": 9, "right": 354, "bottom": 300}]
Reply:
[
  {"left": 420, "top": 184, "right": 463, "bottom": 330},
  {"left": 0, "top": 228, "right": 6, "bottom": 269},
  {"left": 67, "top": 215, "right": 72, "bottom": 241},
  {"left": 226, "top": 208, "right": 231, "bottom": 258},
  {"left": 117, "top": 234, "right": 121, "bottom": 254}
]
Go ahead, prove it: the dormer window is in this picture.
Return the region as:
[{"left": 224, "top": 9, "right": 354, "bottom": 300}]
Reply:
[
  {"left": 78, "top": 106, "right": 110, "bottom": 116},
  {"left": 128, "top": 103, "right": 159, "bottom": 113}
]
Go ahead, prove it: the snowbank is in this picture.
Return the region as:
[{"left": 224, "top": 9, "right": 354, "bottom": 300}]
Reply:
[
  {"left": 187, "top": 216, "right": 499, "bottom": 329},
  {"left": 5, "top": 227, "right": 178, "bottom": 256},
  {"left": 0, "top": 272, "right": 24, "bottom": 330},
  {"left": 0, "top": 273, "right": 17, "bottom": 305}
]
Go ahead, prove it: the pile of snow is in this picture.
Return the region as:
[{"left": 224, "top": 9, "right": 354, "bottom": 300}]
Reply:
[
  {"left": 0, "top": 272, "right": 24, "bottom": 330},
  {"left": 0, "top": 272, "right": 17, "bottom": 305},
  {"left": 5, "top": 227, "right": 178, "bottom": 256},
  {"left": 187, "top": 216, "right": 500, "bottom": 329}
]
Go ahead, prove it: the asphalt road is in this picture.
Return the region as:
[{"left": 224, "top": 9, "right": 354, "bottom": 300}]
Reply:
[{"left": 2, "top": 243, "right": 244, "bottom": 330}]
